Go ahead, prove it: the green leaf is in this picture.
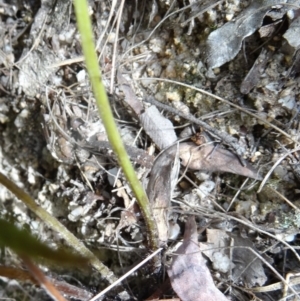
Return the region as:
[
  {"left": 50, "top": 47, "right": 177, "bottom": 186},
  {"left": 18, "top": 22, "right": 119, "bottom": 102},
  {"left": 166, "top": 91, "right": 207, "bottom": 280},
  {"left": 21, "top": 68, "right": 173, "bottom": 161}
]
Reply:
[{"left": 0, "top": 219, "right": 88, "bottom": 266}]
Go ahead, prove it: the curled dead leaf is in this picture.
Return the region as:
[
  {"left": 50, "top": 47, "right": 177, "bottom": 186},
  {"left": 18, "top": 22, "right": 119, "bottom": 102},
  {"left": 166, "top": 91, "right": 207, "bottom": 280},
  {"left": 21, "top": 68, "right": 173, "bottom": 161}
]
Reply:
[{"left": 147, "top": 145, "right": 180, "bottom": 246}]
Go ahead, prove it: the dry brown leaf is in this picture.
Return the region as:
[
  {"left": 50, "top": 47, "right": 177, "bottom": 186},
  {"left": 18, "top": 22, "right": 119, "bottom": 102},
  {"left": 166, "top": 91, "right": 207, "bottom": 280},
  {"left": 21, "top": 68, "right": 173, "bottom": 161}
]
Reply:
[
  {"left": 140, "top": 105, "right": 177, "bottom": 149},
  {"left": 118, "top": 71, "right": 177, "bottom": 150},
  {"left": 167, "top": 216, "right": 228, "bottom": 301},
  {"left": 147, "top": 145, "right": 180, "bottom": 246},
  {"left": 179, "top": 142, "right": 262, "bottom": 180}
]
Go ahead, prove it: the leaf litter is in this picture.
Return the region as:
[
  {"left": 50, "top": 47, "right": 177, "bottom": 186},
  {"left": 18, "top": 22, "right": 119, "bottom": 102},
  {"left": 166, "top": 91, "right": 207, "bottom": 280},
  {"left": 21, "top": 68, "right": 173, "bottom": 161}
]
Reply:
[
  {"left": 205, "top": 0, "right": 300, "bottom": 69},
  {"left": 2, "top": 0, "right": 300, "bottom": 300},
  {"left": 167, "top": 216, "right": 228, "bottom": 301},
  {"left": 200, "top": 229, "right": 267, "bottom": 286}
]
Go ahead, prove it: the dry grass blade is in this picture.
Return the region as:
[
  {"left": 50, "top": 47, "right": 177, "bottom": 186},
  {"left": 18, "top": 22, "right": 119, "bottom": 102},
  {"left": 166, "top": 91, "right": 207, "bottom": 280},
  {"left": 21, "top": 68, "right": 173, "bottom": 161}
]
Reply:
[
  {"left": 21, "top": 255, "right": 68, "bottom": 301},
  {"left": 0, "top": 266, "right": 93, "bottom": 300},
  {"left": 257, "top": 146, "right": 300, "bottom": 192},
  {"left": 0, "top": 172, "right": 118, "bottom": 283},
  {"left": 267, "top": 186, "right": 300, "bottom": 213},
  {"left": 251, "top": 273, "right": 300, "bottom": 294},
  {"left": 2, "top": 0, "right": 300, "bottom": 299},
  {"left": 109, "top": 0, "right": 125, "bottom": 93}
]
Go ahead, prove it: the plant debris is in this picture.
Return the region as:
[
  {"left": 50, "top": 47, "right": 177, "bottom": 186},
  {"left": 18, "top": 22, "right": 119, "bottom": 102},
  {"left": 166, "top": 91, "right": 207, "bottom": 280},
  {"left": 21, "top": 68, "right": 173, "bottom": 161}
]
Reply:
[
  {"left": 201, "top": 229, "right": 267, "bottom": 287},
  {"left": 147, "top": 145, "right": 180, "bottom": 246},
  {"left": 179, "top": 141, "right": 262, "bottom": 180},
  {"left": 167, "top": 216, "right": 228, "bottom": 301},
  {"left": 205, "top": 0, "right": 297, "bottom": 69},
  {"left": 2, "top": 0, "right": 300, "bottom": 299}
]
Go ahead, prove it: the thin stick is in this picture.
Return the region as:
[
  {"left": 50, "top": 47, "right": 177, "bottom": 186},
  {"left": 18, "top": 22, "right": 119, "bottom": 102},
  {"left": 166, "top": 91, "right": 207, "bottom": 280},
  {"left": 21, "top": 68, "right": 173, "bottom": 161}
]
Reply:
[
  {"left": 145, "top": 96, "right": 246, "bottom": 162},
  {"left": 269, "top": 187, "right": 300, "bottom": 213},
  {"left": 226, "top": 178, "right": 250, "bottom": 212},
  {"left": 89, "top": 248, "right": 163, "bottom": 301},
  {"left": 175, "top": 204, "right": 300, "bottom": 262},
  {"left": 142, "top": 77, "right": 296, "bottom": 143},
  {"left": 257, "top": 146, "right": 300, "bottom": 193}
]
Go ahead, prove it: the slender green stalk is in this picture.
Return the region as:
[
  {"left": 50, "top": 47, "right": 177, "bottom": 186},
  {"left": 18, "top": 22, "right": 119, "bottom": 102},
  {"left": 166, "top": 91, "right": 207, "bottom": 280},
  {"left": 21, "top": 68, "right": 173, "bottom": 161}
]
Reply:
[
  {"left": 73, "top": 0, "right": 158, "bottom": 250},
  {"left": 0, "top": 172, "right": 118, "bottom": 284}
]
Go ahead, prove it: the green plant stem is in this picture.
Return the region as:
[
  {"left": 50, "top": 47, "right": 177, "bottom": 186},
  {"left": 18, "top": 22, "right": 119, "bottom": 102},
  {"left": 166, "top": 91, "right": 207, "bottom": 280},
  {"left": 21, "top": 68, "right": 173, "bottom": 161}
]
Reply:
[
  {"left": 0, "top": 172, "right": 118, "bottom": 283},
  {"left": 73, "top": 0, "right": 158, "bottom": 250}
]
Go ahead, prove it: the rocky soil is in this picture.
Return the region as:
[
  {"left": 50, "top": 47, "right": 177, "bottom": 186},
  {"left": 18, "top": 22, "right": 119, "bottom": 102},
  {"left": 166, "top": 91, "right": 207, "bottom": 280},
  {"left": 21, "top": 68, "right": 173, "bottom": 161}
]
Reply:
[{"left": 1, "top": 0, "right": 300, "bottom": 300}]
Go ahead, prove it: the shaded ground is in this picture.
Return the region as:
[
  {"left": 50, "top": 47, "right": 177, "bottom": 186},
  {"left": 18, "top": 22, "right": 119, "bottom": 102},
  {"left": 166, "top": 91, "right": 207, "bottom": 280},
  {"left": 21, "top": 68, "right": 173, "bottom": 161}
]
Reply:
[{"left": 1, "top": 0, "right": 300, "bottom": 300}]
